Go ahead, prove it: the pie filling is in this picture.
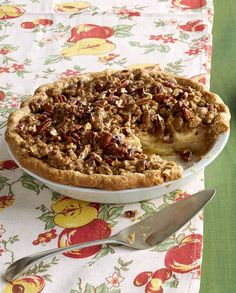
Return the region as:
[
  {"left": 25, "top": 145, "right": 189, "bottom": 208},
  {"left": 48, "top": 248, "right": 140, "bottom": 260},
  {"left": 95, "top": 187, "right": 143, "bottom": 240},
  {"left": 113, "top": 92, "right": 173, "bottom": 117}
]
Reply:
[
  {"left": 12, "top": 69, "right": 226, "bottom": 178},
  {"left": 140, "top": 128, "right": 212, "bottom": 156}
]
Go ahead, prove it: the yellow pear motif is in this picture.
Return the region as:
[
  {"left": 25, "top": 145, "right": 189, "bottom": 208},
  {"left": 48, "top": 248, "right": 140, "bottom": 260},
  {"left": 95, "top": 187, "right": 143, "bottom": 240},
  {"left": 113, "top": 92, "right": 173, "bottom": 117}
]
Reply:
[
  {"left": 51, "top": 196, "right": 98, "bottom": 228},
  {"left": 0, "top": 5, "right": 24, "bottom": 20},
  {"left": 55, "top": 1, "right": 91, "bottom": 13},
  {"left": 61, "top": 38, "right": 116, "bottom": 57}
]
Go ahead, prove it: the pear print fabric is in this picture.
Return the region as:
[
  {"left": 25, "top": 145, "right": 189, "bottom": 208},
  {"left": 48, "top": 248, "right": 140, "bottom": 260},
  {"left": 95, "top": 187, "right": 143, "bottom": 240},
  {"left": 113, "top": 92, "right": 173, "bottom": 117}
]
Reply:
[{"left": 0, "top": 1, "right": 213, "bottom": 292}]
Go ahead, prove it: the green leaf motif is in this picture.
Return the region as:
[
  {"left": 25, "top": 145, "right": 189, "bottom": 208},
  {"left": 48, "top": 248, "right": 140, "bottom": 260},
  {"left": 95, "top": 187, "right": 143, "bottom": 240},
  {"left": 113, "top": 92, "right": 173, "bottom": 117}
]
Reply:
[
  {"left": 0, "top": 35, "right": 9, "bottom": 41},
  {"left": 144, "top": 46, "right": 157, "bottom": 54},
  {"left": 140, "top": 201, "right": 157, "bottom": 214},
  {"left": 0, "top": 176, "right": 9, "bottom": 192},
  {"left": 113, "top": 24, "right": 134, "bottom": 38},
  {"left": 34, "top": 40, "right": 45, "bottom": 47},
  {"left": 9, "top": 235, "right": 19, "bottom": 244},
  {"left": 21, "top": 179, "right": 40, "bottom": 194},
  {"left": 84, "top": 284, "right": 96, "bottom": 293},
  {"left": 114, "top": 266, "right": 119, "bottom": 272},
  {"left": 23, "top": 257, "right": 59, "bottom": 277},
  {"left": 113, "top": 24, "right": 134, "bottom": 32},
  {"left": 118, "top": 257, "right": 125, "bottom": 266},
  {"left": 92, "top": 246, "right": 115, "bottom": 261},
  {"left": 0, "top": 43, "right": 18, "bottom": 51},
  {"left": 0, "top": 120, "right": 7, "bottom": 129},
  {"left": 38, "top": 211, "right": 55, "bottom": 230},
  {"left": 129, "top": 41, "right": 141, "bottom": 47},
  {"left": 51, "top": 191, "right": 62, "bottom": 202},
  {"left": 114, "top": 31, "right": 133, "bottom": 38},
  {"left": 98, "top": 204, "right": 109, "bottom": 219},
  {"left": 154, "top": 20, "right": 165, "bottom": 27},
  {"left": 164, "top": 189, "right": 181, "bottom": 203},
  {"left": 44, "top": 55, "right": 65, "bottom": 65},
  {"left": 42, "top": 274, "right": 52, "bottom": 282},
  {"left": 110, "top": 289, "right": 120, "bottom": 293},
  {"left": 157, "top": 44, "right": 171, "bottom": 53},
  {"left": 21, "top": 173, "right": 34, "bottom": 181},
  {"left": 123, "top": 260, "right": 133, "bottom": 267},
  {"left": 96, "top": 283, "right": 109, "bottom": 293},
  {"left": 36, "top": 204, "right": 48, "bottom": 213},
  {"left": 176, "top": 233, "right": 185, "bottom": 244},
  {"left": 179, "top": 30, "right": 190, "bottom": 40},
  {"left": 16, "top": 71, "right": 25, "bottom": 78},
  {"left": 108, "top": 206, "right": 124, "bottom": 220},
  {"left": 153, "top": 238, "right": 176, "bottom": 252},
  {"left": 73, "top": 65, "right": 85, "bottom": 71},
  {"left": 167, "top": 277, "right": 179, "bottom": 288}
]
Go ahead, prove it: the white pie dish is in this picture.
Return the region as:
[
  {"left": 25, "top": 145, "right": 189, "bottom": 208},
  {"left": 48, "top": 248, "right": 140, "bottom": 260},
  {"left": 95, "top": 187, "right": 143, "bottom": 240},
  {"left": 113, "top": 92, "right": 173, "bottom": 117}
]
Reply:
[{"left": 6, "top": 130, "right": 229, "bottom": 203}]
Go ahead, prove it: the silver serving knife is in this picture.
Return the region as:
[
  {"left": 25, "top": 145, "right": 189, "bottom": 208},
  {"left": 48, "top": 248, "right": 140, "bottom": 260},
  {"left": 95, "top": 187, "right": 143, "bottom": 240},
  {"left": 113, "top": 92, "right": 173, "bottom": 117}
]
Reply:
[{"left": 5, "top": 189, "right": 215, "bottom": 281}]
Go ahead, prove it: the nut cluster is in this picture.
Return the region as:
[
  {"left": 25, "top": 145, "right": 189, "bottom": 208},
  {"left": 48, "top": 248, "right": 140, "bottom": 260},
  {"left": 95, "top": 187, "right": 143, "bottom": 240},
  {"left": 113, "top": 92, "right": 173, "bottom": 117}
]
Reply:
[{"left": 17, "top": 69, "right": 220, "bottom": 175}]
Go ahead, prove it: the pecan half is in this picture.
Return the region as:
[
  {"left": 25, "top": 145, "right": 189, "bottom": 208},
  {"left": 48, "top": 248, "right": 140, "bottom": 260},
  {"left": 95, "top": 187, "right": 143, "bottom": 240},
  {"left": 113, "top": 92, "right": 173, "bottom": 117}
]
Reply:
[
  {"left": 54, "top": 94, "right": 67, "bottom": 103},
  {"left": 100, "top": 131, "right": 112, "bottom": 148},
  {"left": 37, "top": 118, "right": 52, "bottom": 133},
  {"left": 179, "top": 150, "right": 192, "bottom": 162},
  {"left": 124, "top": 210, "right": 137, "bottom": 218},
  {"left": 136, "top": 160, "right": 147, "bottom": 172},
  {"left": 182, "top": 106, "right": 193, "bottom": 121}
]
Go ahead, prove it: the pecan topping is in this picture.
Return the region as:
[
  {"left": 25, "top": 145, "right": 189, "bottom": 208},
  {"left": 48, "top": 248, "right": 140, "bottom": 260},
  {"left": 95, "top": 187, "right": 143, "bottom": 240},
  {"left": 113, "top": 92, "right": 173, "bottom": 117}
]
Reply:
[
  {"left": 124, "top": 210, "right": 137, "bottom": 218},
  {"left": 182, "top": 106, "right": 193, "bottom": 121},
  {"left": 16, "top": 68, "right": 222, "bottom": 176},
  {"left": 37, "top": 118, "right": 52, "bottom": 133},
  {"left": 100, "top": 131, "right": 112, "bottom": 148},
  {"left": 136, "top": 160, "right": 147, "bottom": 172},
  {"left": 54, "top": 94, "right": 67, "bottom": 103},
  {"left": 179, "top": 150, "right": 193, "bottom": 162}
]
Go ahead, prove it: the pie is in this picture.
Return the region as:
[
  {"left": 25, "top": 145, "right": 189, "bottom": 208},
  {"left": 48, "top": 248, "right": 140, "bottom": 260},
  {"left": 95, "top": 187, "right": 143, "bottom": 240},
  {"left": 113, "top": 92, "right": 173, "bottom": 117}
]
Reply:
[{"left": 5, "top": 68, "right": 230, "bottom": 190}]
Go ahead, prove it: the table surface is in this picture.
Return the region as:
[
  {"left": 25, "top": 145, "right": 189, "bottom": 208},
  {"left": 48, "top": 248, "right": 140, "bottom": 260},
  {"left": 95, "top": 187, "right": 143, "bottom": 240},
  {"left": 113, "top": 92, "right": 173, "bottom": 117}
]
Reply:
[{"left": 201, "top": 1, "right": 236, "bottom": 292}]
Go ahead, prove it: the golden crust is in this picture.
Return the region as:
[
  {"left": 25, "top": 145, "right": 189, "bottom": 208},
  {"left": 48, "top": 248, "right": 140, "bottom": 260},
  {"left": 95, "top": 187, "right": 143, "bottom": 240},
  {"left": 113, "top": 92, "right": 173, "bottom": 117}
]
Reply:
[
  {"left": 5, "top": 68, "right": 230, "bottom": 190},
  {"left": 173, "top": 75, "right": 230, "bottom": 134}
]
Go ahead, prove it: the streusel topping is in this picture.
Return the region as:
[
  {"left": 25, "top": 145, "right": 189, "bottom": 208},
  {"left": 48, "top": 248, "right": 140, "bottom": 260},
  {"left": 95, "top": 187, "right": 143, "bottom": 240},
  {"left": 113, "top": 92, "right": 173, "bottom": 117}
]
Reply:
[{"left": 16, "top": 68, "right": 222, "bottom": 175}]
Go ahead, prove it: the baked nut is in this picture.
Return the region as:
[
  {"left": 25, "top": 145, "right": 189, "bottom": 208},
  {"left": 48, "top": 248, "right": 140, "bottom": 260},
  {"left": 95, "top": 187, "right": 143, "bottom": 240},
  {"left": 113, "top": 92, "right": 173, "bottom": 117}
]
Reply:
[{"left": 5, "top": 68, "right": 230, "bottom": 190}]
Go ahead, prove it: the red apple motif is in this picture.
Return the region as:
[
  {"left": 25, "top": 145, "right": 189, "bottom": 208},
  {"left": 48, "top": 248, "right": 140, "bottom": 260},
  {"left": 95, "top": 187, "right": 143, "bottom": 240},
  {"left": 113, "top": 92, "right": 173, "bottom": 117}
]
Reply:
[
  {"left": 172, "top": 0, "right": 206, "bottom": 9},
  {"left": 179, "top": 20, "right": 206, "bottom": 32},
  {"left": 152, "top": 268, "right": 172, "bottom": 282},
  {"left": 0, "top": 195, "right": 15, "bottom": 211},
  {"left": 165, "top": 234, "right": 202, "bottom": 273},
  {"left": 134, "top": 271, "right": 153, "bottom": 286},
  {"left": 58, "top": 219, "right": 111, "bottom": 258},
  {"left": 0, "top": 160, "right": 18, "bottom": 170},
  {"left": 21, "top": 21, "right": 38, "bottom": 29},
  {"left": 67, "top": 24, "right": 113, "bottom": 43},
  {"left": 37, "top": 19, "right": 53, "bottom": 26},
  {"left": 4, "top": 275, "right": 45, "bottom": 292},
  {"left": 0, "top": 90, "right": 5, "bottom": 101}
]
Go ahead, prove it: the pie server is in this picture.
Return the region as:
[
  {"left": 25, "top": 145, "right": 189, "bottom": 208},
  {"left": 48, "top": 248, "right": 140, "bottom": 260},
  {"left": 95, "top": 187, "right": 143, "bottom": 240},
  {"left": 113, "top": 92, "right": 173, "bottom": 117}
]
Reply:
[{"left": 4, "top": 189, "right": 215, "bottom": 281}]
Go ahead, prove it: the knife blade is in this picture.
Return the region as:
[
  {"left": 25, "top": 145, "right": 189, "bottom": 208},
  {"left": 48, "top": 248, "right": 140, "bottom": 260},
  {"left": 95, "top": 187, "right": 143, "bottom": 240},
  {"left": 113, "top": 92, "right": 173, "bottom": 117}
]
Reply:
[{"left": 116, "top": 189, "right": 216, "bottom": 249}]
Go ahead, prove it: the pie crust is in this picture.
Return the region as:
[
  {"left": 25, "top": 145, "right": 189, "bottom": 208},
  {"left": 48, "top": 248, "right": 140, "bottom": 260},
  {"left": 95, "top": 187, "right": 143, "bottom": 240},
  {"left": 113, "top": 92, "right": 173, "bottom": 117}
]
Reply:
[{"left": 5, "top": 68, "right": 230, "bottom": 190}]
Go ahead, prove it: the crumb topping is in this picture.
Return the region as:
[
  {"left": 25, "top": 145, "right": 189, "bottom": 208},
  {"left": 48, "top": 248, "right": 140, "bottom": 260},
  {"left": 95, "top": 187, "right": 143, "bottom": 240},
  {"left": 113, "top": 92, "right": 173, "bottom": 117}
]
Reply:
[{"left": 16, "top": 69, "right": 223, "bottom": 176}]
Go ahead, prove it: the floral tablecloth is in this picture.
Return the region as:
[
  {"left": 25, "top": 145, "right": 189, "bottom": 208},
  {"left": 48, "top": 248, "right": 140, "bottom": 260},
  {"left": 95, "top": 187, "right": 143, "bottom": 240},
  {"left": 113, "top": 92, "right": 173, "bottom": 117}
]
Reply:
[{"left": 0, "top": 0, "right": 213, "bottom": 292}]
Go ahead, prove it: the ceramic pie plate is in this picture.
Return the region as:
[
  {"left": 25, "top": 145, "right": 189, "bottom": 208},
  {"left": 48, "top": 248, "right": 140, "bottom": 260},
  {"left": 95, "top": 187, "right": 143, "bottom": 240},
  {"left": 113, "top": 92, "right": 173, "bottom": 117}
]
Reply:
[{"left": 5, "top": 130, "right": 229, "bottom": 203}]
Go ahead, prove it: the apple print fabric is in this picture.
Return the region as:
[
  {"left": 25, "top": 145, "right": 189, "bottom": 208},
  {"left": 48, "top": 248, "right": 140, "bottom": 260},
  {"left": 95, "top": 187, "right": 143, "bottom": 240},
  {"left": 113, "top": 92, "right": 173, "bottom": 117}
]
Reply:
[{"left": 0, "top": 0, "right": 213, "bottom": 292}]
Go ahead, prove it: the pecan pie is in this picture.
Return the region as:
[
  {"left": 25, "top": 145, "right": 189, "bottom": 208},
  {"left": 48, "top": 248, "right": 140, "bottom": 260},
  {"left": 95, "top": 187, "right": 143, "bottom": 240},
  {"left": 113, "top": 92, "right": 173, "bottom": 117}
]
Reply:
[{"left": 5, "top": 68, "right": 230, "bottom": 190}]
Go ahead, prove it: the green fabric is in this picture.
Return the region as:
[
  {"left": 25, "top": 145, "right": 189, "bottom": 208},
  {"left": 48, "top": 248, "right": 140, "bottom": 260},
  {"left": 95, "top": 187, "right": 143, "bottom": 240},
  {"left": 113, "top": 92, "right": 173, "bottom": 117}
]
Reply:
[{"left": 200, "top": 1, "right": 236, "bottom": 292}]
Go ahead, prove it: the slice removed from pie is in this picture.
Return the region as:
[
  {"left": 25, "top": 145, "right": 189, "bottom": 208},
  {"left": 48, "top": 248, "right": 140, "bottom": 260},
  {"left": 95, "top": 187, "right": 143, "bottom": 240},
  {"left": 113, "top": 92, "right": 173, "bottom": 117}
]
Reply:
[{"left": 5, "top": 68, "right": 230, "bottom": 190}]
